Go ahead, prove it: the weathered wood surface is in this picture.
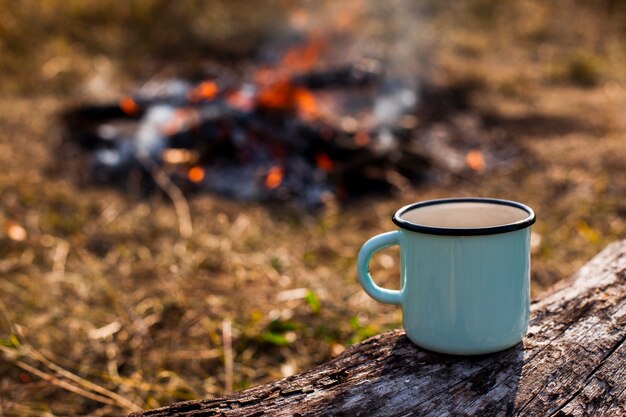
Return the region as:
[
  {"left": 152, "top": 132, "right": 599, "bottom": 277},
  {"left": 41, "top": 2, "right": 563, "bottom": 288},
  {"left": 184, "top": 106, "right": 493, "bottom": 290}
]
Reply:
[{"left": 131, "top": 241, "right": 626, "bottom": 416}]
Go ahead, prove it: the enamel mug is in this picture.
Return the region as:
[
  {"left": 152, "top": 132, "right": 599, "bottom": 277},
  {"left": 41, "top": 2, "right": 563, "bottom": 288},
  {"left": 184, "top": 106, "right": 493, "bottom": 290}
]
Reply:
[{"left": 357, "top": 198, "right": 536, "bottom": 355}]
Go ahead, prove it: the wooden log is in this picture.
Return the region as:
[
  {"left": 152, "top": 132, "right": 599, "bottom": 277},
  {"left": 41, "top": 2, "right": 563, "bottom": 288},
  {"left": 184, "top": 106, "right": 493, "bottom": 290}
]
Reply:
[{"left": 131, "top": 241, "right": 626, "bottom": 416}]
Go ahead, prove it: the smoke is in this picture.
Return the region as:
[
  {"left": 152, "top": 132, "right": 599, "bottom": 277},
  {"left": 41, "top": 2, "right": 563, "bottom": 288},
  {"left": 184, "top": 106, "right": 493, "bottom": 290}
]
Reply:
[
  {"left": 368, "top": 1, "right": 425, "bottom": 149},
  {"left": 279, "top": 0, "right": 431, "bottom": 141}
]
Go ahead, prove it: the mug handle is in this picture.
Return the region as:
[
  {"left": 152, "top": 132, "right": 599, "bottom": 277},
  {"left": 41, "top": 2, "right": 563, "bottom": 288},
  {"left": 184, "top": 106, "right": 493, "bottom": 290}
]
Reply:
[{"left": 357, "top": 231, "right": 403, "bottom": 305}]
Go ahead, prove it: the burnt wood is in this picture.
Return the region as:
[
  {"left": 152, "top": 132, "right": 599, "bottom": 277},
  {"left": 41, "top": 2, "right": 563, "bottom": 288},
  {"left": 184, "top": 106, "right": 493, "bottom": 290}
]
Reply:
[{"left": 131, "top": 240, "right": 626, "bottom": 416}]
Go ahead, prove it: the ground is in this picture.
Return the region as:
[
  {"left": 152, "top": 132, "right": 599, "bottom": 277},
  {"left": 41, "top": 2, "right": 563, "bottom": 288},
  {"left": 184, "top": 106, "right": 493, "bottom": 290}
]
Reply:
[{"left": 0, "top": 1, "right": 625, "bottom": 415}]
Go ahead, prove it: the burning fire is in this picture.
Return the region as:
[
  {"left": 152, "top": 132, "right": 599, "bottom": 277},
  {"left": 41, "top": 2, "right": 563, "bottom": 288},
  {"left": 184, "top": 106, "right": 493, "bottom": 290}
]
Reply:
[
  {"left": 281, "top": 37, "right": 326, "bottom": 73},
  {"left": 256, "top": 81, "right": 320, "bottom": 120},
  {"left": 255, "top": 37, "right": 325, "bottom": 119},
  {"left": 315, "top": 153, "right": 334, "bottom": 172},
  {"left": 187, "top": 166, "right": 206, "bottom": 183},
  {"left": 187, "top": 81, "right": 219, "bottom": 102},
  {"left": 256, "top": 79, "right": 293, "bottom": 111},
  {"left": 66, "top": 2, "right": 431, "bottom": 210},
  {"left": 119, "top": 96, "right": 140, "bottom": 115},
  {"left": 294, "top": 88, "right": 319, "bottom": 120},
  {"left": 265, "top": 166, "right": 284, "bottom": 189}
]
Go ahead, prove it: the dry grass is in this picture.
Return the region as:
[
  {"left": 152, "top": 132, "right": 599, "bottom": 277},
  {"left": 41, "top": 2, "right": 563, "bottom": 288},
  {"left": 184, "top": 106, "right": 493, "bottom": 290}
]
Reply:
[{"left": 1, "top": 1, "right": 625, "bottom": 415}]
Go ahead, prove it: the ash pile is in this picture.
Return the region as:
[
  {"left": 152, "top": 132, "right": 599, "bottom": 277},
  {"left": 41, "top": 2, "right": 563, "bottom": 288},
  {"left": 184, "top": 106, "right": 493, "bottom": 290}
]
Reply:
[{"left": 64, "top": 43, "right": 507, "bottom": 209}]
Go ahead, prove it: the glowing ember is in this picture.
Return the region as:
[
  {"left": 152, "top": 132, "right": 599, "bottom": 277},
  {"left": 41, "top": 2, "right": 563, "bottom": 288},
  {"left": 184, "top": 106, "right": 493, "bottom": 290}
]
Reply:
[
  {"left": 315, "top": 153, "right": 334, "bottom": 171},
  {"left": 162, "top": 149, "right": 199, "bottom": 165},
  {"left": 187, "top": 81, "right": 219, "bottom": 102},
  {"left": 465, "top": 150, "right": 486, "bottom": 172},
  {"left": 294, "top": 88, "right": 319, "bottom": 120},
  {"left": 187, "top": 166, "right": 206, "bottom": 183},
  {"left": 257, "top": 83, "right": 320, "bottom": 118},
  {"left": 6, "top": 221, "right": 27, "bottom": 241},
  {"left": 265, "top": 166, "right": 284, "bottom": 189},
  {"left": 257, "top": 79, "right": 294, "bottom": 111},
  {"left": 119, "top": 96, "right": 140, "bottom": 115}
]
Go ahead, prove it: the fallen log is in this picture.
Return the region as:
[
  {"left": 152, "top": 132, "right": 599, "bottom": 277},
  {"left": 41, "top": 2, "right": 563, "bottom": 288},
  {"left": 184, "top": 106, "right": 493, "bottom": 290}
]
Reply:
[{"left": 131, "top": 240, "right": 626, "bottom": 416}]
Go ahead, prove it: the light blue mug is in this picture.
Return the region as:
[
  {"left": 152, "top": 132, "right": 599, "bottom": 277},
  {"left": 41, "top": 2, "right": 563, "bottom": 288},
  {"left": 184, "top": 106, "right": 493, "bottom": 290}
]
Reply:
[{"left": 357, "top": 198, "right": 536, "bottom": 355}]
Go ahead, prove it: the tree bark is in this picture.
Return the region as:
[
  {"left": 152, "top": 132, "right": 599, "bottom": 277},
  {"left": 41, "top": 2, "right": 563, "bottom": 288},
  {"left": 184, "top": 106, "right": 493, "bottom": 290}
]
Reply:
[{"left": 131, "top": 240, "right": 626, "bottom": 416}]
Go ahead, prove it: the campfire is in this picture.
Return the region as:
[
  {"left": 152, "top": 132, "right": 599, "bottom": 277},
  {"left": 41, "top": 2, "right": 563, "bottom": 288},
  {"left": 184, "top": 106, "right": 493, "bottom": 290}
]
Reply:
[{"left": 63, "top": 9, "right": 507, "bottom": 209}]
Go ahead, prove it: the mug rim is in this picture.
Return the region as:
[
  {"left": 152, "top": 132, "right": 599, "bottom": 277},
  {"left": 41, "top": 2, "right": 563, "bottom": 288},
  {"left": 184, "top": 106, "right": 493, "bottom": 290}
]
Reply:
[{"left": 392, "top": 197, "right": 536, "bottom": 236}]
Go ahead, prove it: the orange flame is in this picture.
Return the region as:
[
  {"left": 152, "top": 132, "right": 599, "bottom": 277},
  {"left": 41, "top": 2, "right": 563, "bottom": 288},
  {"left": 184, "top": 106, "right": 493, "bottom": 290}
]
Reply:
[
  {"left": 256, "top": 81, "right": 320, "bottom": 119},
  {"left": 256, "top": 78, "right": 293, "bottom": 111},
  {"left": 315, "top": 153, "right": 334, "bottom": 171},
  {"left": 265, "top": 166, "right": 284, "bottom": 189},
  {"left": 281, "top": 37, "right": 325, "bottom": 72},
  {"left": 465, "top": 150, "right": 486, "bottom": 172},
  {"left": 187, "top": 166, "right": 205, "bottom": 183},
  {"left": 255, "top": 37, "right": 325, "bottom": 115},
  {"left": 187, "top": 81, "right": 219, "bottom": 102},
  {"left": 119, "top": 96, "right": 140, "bottom": 115},
  {"left": 294, "top": 88, "right": 319, "bottom": 120}
]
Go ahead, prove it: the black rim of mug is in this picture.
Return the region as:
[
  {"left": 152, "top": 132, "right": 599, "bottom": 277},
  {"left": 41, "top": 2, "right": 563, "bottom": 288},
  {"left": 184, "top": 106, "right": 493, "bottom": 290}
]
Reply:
[{"left": 392, "top": 197, "right": 536, "bottom": 236}]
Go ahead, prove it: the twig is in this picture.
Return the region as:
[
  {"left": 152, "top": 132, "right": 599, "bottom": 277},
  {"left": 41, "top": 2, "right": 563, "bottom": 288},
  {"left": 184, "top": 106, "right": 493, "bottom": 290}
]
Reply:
[
  {"left": 222, "top": 319, "right": 234, "bottom": 394},
  {"left": 136, "top": 152, "right": 193, "bottom": 239},
  {"left": 52, "top": 240, "right": 70, "bottom": 279},
  {"left": 0, "top": 301, "right": 141, "bottom": 412},
  {"left": 18, "top": 336, "right": 141, "bottom": 411},
  {"left": 8, "top": 357, "right": 118, "bottom": 408}
]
